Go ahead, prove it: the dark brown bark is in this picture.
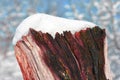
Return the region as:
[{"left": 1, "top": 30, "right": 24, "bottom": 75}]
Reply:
[{"left": 15, "top": 26, "right": 108, "bottom": 80}]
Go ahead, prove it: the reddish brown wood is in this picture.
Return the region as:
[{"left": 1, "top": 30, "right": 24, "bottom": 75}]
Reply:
[{"left": 14, "top": 27, "right": 108, "bottom": 80}]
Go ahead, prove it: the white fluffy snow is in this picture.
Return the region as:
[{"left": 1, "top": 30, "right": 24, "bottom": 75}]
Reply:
[{"left": 12, "top": 13, "right": 96, "bottom": 45}]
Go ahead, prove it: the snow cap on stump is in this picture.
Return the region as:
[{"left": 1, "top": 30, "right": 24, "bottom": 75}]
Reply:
[{"left": 13, "top": 13, "right": 112, "bottom": 80}]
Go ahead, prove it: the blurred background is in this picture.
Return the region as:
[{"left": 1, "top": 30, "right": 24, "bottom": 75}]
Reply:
[{"left": 0, "top": 0, "right": 120, "bottom": 80}]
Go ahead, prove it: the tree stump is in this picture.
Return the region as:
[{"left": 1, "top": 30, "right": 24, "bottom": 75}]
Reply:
[{"left": 14, "top": 27, "right": 111, "bottom": 80}]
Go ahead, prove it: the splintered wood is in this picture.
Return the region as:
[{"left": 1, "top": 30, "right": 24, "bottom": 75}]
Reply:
[{"left": 15, "top": 26, "right": 108, "bottom": 80}]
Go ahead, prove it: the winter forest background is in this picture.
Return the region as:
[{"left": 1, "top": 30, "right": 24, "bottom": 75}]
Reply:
[{"left": 0, "top": 0, "right": 120, "bottom": 80}]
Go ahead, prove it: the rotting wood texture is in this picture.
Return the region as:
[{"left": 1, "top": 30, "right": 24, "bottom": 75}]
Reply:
[{"left": 15, "top": 26, "right": 108, "bottom": 80}]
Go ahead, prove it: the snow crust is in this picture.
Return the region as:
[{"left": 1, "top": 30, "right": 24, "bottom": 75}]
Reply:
[{"left": 12, "top": 13, "right": 96, "bottom": 45}]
